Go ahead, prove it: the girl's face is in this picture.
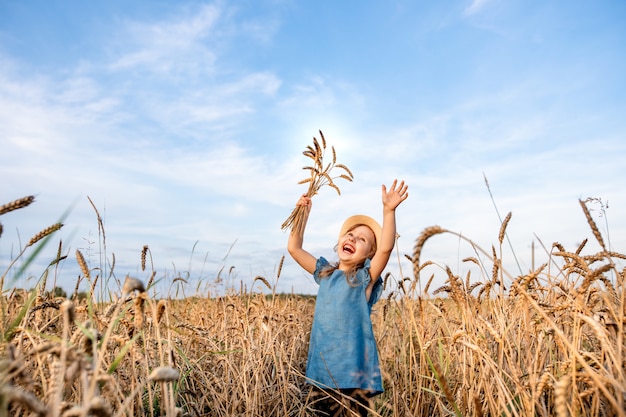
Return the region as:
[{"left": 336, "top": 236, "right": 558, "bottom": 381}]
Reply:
[{"left": 337, "top": 225, "right": 376, "bottom": 268}]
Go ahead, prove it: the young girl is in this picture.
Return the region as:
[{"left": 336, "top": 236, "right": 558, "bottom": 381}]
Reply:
[{"left": 288, "top": 179, "right": 409, "bottom": 416}]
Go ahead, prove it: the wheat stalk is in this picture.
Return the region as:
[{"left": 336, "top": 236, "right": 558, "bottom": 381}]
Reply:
[
  {"left": 0, "top": 385, "right": 47, "bottom": 416},
  {"left": 141, "top": 245, "right": 149, "bottom": 271},
  {"left": 0, "top": 195, "right": 35, "bottom": 216},
  {"left": 579, "top": 198, "right": 606, "bottom": 251},
  {"left": 3, "top": 194, "right": 625, "bottom": 416},
  {"left": 281, "top": 130, "right": 353, "bottom": 235},
  {"left": 277, "top": 255, "right": 285, "bottom": 279},
  {"left": 76, "top": 249, "right": 90, "bottom": 279},
  {"left": 412, "top": 226, "right": 448, "bottom": 279},
  {"left": 1, "top": 222, "right": 64, "bottom": 290},
  {"left": 28, "top": 223, "right": 63, "bottom": 247},
  {"left": 554, "top": 374, "right": 570, "bottom": 417},
  {"left": 498, "top": 212, "right": 512, "bottom": 245}
]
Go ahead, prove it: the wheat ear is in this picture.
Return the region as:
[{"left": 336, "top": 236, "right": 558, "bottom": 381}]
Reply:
[
  {"left": 28, "top": 223, "right": 63, "bottom": 247},
  {"left": 412, "top": 226, "right": 448, "bottom": 279},
  {"left": 579, "top": 198, "right": 606, "bottom": 251},
  {"left": 0, "top": 195, "right": 35, "bottom": 216},
  {"left": 282, "top": 130, "right": 353, "bottom": 235}
]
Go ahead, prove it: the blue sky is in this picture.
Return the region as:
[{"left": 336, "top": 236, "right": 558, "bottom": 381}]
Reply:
[{"left": 1, "top": 0, "right": 625, "bottom": 296}]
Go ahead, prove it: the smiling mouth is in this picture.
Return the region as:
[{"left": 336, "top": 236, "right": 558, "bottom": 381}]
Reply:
[{"left": 342, "top": 244, "right": 355, "bottom": 254}]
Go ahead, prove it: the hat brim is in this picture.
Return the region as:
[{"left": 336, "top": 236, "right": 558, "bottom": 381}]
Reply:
[{"left": 339, "top": 215, "right": 382, "bottom": 247}]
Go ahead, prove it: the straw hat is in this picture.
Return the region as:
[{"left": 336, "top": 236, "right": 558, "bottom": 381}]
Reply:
[{"left": 339, "top": 215, "right": 382, "bottom": 246}]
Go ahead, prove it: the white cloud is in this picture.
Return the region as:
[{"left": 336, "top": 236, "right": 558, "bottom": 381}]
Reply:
[
  {"left": 109, "top": 4, "right": 221, "bottom": 74},
  {"left": 1, "top": 1, "right": 624, "bottom": 297},
  {"left": 464, "top": 0, "right": 493, "bottom": 16}
]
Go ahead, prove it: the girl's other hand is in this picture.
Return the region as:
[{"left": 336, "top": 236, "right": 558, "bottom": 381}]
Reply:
[{"left": 382, "top": 179, "right": 409, "bottom": 210}]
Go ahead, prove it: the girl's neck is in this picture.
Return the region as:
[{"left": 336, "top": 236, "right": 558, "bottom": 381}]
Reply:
[{"left": 338, "top": 259, "right": 362, "bottom": 271}]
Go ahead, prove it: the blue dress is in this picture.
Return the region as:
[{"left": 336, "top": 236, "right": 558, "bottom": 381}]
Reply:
[{"left": 305, "top": 257, "right": 384, "bottom": 394}]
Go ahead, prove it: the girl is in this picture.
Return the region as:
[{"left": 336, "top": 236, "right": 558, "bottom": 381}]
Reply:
[{"left": 288, "top": 179, "right": 409, "bottom": 416}]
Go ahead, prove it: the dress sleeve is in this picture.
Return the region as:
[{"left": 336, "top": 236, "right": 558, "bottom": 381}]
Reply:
[{"left": 313, "top": 257, "right": 330, "bottom": 285}]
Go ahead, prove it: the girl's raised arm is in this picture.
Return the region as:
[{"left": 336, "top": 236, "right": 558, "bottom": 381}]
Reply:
[
  {"left": 287, "top": 195, "right": 317, "bottom": 274},
  {"left": 368, "top": 180, "right": 409, "bottom": 282}
]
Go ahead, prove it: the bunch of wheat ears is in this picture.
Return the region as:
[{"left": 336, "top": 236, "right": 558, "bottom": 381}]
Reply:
[{"left": 281, "top": 130, "right": 353, "bottom": 236}]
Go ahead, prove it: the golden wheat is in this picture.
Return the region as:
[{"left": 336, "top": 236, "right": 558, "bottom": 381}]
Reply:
[
  {"left": 2, "top": 198, "right": 625, "bottom": 417},
  {"left": 122, "top": 276, "right": 145, "bottom": 294},
  {"left": 141, "top": 245, "right": 149, "bottom": 271},
  {"left": 412, "top": 226, "right": 448, "bottom": 279},
  {"left": 498, "top": 211, "right": 512, "bottom": 245},
  {"left": 76, "top": 249, "right": 90, "bottom": 279},
  {"left": 277, "top": 255, "right": 285, "bottom": 279},
  {"left": 281, "top": 130, "right": 354, "bottom": 235},
  {"left": 3, "top": 271, "right": 624, "bottom": 416},
  {"left": 28, "top": 223, "right": 63, "bottom": 247},
  {"left": 0, "top": 195, "right": 35, "bottom": 216},
  {"left": 554, "top": 374, "right": 570, "bottom": 417},
  {"left": 134, "top": 292, "right": 146, "bottom": 333},
  {"left": 579, "top": 198, "right": 606, "bottom": 251}
]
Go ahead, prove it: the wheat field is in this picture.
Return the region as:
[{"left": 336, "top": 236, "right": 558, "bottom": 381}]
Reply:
[{"left": 1, "top": 197, "right": 624, "bottom": 416}]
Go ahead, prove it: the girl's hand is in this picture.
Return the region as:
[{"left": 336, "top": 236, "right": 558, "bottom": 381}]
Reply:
[
  {"left": 382, "top": 179, "right": 408, "bottom": 211},
  {"left": 296, "top": 194, "right": 312, "bottom": 213}
]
